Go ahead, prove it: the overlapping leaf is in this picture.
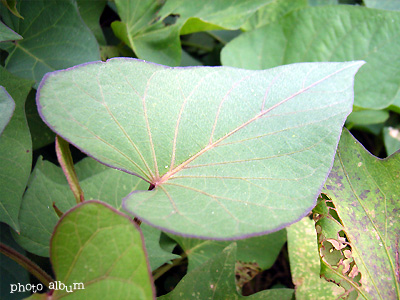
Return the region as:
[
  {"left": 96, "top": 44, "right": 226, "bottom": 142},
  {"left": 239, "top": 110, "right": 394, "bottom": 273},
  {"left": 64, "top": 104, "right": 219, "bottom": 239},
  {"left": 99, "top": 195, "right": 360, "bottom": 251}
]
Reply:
[
  {"left": 26, "top": 201, "right": 155, "bottom": 299},
  {"left": 287, "top": 217, "right": 346, "bottom": 299},
  {"left": 169, "top": 229, "right": 286, "bottom": 272},
  {"left": 159, "top": 243, "right": 294, "bottom": 300},
  {"left": 76, "top": 0, "right": 107, "bottom": 45},
  {"left": 322, "top": 129, "right": 400, "bottom": 299},
  {"left": 0, "top": 0, "right": 100, "bottom": 84},
  {"left": 383, "top": 127, "right": 400, "bottom": 156},
  {"left": 221, "top": 5, "right": 400, "bottom": 109},
  {"left": 37, "top": 58, "right": 363, "bottom": 239},
  {"left": 13, "top": 157, "right": 148, "bottom": 257},
  {"left": 0, "top": 67, "right": 33, "bottom": 231},
  {"left": 364, "top": 0, "right": 400, "bottom": 11},
  {"left": 111, "top": 0, "right": 271, "bottom": 65},
  {"left": 0, "top": 20, "right": 21, "bottom": 42},
  {"left": 141, "top": 224, "right": 180, "bottom": 271},
  {"left": 241, "top": 0, "right": 307, "bottom": 31}
]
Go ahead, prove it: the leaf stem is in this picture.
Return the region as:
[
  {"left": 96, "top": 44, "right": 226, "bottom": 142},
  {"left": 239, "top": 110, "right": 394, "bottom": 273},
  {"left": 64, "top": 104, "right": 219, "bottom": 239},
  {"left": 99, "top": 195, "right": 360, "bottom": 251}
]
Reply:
[
  {"left": 56, "top": 135, "right": 84, "bottom": 204},
  {"left": 181, "top": 41, "right": 213, "bottom": 52},
  {"left": 0, "top": 243, "right": 54, "bottom": 287},
  {"left": 152, "top": 252, "right": 187, "bottom": 281}
]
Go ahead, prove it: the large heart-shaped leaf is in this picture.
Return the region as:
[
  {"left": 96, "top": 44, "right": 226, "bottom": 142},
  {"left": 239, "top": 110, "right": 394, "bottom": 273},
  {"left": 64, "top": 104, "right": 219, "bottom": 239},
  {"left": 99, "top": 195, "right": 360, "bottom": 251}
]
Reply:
[
  {"left": 221, "top": 6, "right": 400, "bottom": 110},
  {"left": 37, "top": 58, "right": 363, "bottom": 239},
  {"left": 26, "top": 201, "right": 155, "bottom": 299},
  {"left": 322, "top": 129, "right": 400, "bottom": 299}
]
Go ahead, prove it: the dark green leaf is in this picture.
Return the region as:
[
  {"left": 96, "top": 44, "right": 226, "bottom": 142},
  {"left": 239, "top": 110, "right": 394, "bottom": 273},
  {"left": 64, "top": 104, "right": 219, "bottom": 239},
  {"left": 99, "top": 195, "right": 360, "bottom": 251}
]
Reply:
[
  {"left": 0, "top": 20, "right": 22, "bottom": 42},
  {"left": 25, "top": 90, "right": 55, "bottom": 150},
  {"left": 142, "top": 224, "right": 180, "bottom": 271},
  {"left": 13, "top": 157, "right": 148, "bottom": 256},
  {"left": 0, "top": 0, "right": 100, "bottom": 84},
  {"left": 169, "top": 229, "right": 286, "bottom": 272},
  {"left": 0, "top": 223, "right": 30, "bottom": 300},
  {"left": 159, "top": 243, "right": 294, "bottom": 300},
  {"left": 0, "top": 67, "right": 33, "bottom": 231},
  {"left": 76, "top": 0, "right": 107, "bottom": 45}
]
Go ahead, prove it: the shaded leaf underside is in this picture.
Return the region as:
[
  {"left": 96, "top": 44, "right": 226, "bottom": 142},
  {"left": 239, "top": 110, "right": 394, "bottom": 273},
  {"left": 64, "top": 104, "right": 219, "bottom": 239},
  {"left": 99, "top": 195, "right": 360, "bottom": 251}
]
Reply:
[{"left": 37, "top": 58, "right": 363, "bottom": 239}]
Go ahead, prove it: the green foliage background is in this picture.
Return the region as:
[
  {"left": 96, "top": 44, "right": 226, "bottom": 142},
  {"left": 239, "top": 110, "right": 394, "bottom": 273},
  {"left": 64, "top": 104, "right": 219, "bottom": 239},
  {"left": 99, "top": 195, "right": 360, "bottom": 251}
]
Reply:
[{"left": 0, "top": 0, "right": 399, "bottom": 299}]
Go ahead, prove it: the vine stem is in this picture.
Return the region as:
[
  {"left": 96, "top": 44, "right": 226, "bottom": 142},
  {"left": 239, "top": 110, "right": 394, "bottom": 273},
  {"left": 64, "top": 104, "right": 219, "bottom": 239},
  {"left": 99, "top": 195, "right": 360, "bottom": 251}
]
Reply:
[
  {"left": 56, "top": 135, "right": 84, "bottom": 204},
  {"left": 152, "top": 252, "right": 188, "bottom": 281},
  {"left": 0, "top": 243, "right": 54, "bottom": 287}
]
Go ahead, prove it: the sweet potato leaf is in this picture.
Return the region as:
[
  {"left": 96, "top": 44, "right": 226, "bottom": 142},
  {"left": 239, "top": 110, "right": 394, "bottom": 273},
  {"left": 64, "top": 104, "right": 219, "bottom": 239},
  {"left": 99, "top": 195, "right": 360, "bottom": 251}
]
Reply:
[
  {"left": 221, "top": 6, "right": 400, "bottom": 110},
  {"left": 111, "top": 0, "right": 270, "bottom": 65},
  {"left": 241, "top": 0, "right": 307, "bottom": 31},
  {"left": 169, "top": 229, "right": 286, "bottom": 272},
  {"left": 25, "top": 201, "right": 155, "bottom": 299},
  {"left": 159, "top": 243, "right": 294, "bottom": 300},
  {"left": 37, "top": 58, "right": 363, "bottom": 239},
  {"left": 0, "top": 20, "right": 22, "bottom": 42},
  {"left": 0, "top": 0, "right": 100, "bottom": 85},
  {"left": 13, "top": 157, "right": 148, "bottom": 257},
  {"left": 322, "top": 129, "right": 400, "bottom": 299},
  {"left": 287, "top": 217, "right": 345, "bottom": 299},
  {"left": 0, "top": 67, "right": 33, "bottom": 231}
]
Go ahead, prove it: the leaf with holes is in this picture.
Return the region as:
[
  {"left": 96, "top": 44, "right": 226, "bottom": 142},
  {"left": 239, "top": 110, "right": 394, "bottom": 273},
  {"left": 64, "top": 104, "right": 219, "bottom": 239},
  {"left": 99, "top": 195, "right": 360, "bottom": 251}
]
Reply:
[
  {"left": 287, "top": 217, "right": 345, "bottom": 300},
  {"left": 322, "top": 129, "right": 400, "bottom": 299},
  {"left": 37, "top": 58, "right": 363, "bottom": 239}
]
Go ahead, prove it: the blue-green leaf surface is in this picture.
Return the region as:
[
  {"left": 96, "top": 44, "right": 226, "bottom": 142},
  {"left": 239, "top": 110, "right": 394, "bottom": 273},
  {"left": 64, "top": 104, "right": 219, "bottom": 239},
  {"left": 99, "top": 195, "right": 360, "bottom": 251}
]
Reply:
[{"left": 37, "top": 58, "right": 363, "bottom": 239}]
